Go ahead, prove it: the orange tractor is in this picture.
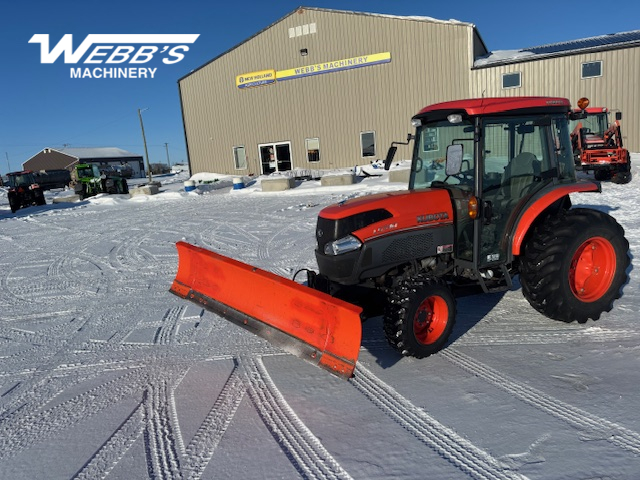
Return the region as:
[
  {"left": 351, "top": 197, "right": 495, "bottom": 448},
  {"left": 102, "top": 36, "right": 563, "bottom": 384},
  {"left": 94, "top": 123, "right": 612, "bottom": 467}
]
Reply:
[
  {"left": 171, "top": 96, "right": 630, "bottom": 379},
  {"left": 570, "top": 98, "right": 631, "bottom": 183}
]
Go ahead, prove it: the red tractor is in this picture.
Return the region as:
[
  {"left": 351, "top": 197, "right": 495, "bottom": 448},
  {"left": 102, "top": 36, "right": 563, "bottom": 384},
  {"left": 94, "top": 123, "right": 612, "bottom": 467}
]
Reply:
[
  {"left": 171, "top": 96, "right": 630, "bottom": 379},
  {"left": 6, "top": 170, "right": 46, "bottom": 213},
  {"left": 570, "top": 98, "right": 631, "bottom": 183}
]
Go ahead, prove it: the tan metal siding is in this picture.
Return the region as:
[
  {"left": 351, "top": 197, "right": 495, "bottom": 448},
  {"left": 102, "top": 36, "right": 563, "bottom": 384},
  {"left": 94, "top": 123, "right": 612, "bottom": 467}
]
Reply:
[
  {"left": 471, "top": 46, "right": 640, "bottom": 151},
  {"left": 180, "top": 10, "right": 474, "bottom": 175}
]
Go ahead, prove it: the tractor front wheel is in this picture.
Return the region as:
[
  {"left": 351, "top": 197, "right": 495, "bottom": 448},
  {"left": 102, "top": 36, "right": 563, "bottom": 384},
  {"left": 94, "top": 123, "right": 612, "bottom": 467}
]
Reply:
[
  {"left": 520, "top": 208, "right": 629, "bottom": 323},
  {"left": 383, "top": 276, "right": 456, "bottom": 358}
]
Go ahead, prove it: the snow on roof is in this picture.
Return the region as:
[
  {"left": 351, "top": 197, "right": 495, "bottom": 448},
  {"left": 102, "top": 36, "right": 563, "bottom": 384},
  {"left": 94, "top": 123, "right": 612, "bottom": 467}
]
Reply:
[
  {"left": 317, "top": 8, "right": 473, "bottom": 28},
  {"left": 56, "top": 147, "right": 142, "bottom": 159},
  {"left": 475, "top": 29, "right": 640, "bottom": 67}
]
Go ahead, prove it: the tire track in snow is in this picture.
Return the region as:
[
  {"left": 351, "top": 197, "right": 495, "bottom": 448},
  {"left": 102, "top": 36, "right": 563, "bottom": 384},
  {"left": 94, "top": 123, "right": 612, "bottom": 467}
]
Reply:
[
  {"left": 154, "top": 306, "right": 183, "bottom": 345},
  {"left": 351, "top": 364, "right": 527, "bottom": 480},
  {"left": 143, "top": 377, "right": 184, "bottom": 480},
  {"left": 72, "top": 403, "right": 145, "bottom": 480},
  {"left": 451, "top": 325, "right": 640, "bottom": 347},
  {"left": 443, "top": 349, "right": 640, "bottom": 455},
  {"left": 242, "top": 356, "right": 353, "bottom": 480},
  {"left": 0, "top": 367, "right": 147, "bottom": 460},
  {"left": 182, "top": 360, "right": 246, "bottom": 480}
]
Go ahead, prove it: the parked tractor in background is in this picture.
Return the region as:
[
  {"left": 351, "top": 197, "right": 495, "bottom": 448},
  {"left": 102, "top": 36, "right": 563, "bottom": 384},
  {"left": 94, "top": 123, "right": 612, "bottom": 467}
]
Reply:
[
  {"left": 171, "top": 96, "right": 630, "bottom": 379},
  {"left": 570, "top": 98, "right": 631, "bottom": 183},
  {"left": 5, "top": 170, "right": 46, "bottom": 213},
  {"left": 71, "top": 163, "right": 129, "bottom": 200}
]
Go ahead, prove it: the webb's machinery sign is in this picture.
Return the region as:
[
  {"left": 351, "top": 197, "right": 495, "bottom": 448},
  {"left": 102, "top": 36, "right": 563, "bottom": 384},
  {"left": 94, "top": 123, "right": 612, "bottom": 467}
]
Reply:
[{"left": 29, "top": 34, "right": 200, "bottom": 79}]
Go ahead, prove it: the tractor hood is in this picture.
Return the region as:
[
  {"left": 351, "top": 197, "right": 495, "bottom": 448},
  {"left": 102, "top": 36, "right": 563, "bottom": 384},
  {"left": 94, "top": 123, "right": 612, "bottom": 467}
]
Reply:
[{"left": 318, "top": 189, "right": 454, "bottom": 244}]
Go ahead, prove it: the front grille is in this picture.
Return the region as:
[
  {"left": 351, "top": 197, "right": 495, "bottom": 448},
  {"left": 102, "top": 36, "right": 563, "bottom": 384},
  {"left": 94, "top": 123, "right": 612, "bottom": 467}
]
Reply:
[{"left": 382, "top": 233, "right": 434, "bottom": 263}]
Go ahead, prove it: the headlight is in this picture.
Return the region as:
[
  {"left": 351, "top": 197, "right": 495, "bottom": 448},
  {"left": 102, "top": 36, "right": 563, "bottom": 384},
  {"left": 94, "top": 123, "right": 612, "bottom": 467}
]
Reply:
[{"left": 323, "top": 235, "right": 362, "bottom": 256}]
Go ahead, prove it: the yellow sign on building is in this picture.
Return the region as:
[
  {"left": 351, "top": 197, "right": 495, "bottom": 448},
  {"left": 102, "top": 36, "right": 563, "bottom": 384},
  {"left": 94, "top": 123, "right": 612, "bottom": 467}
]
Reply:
[
  {"left": 235, "top": 69, "right": 276, "bottom": 89},
  {"left": 276, "top": 52, "right": 391, "bottom": 81},
  {"left": 236, "top": 52, "right": 391, "bottom": 88}
]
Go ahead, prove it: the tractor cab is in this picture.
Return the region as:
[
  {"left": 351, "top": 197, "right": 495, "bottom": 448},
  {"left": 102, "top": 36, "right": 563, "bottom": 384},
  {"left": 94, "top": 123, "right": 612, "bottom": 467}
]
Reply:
[
  {"left": 7, "top": 171, "right": 39, "bottom": 189},
  {"left": 404, "top": 97, "right": 578, "bottom": 289}
]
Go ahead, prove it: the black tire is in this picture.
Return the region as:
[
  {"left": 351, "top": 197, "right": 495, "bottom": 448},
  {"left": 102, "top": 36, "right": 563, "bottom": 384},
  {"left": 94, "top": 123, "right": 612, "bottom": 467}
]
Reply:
[
  {"left": 8, "top": 192, "right": 19, "bottom": 213},
  {"left": 383, "top": 276, "right": 456, "bottom": 357},
  {"left": 36, "top": 190, "right": 46, "bottom": 206},
  {"left": 612, "top": 170, "right": 632, "bottom": 184},
  {"left": 520, "top": 208, "right": 629, "bottom": 323},
  {"left": 594, "top": 169, "right": 610, "bottom": 181}
]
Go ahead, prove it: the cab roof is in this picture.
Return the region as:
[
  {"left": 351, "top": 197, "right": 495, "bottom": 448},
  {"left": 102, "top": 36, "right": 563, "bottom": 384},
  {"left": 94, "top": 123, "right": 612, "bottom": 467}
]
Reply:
[{"left": 414, "top": 97, "right": 572, "bottom": 120}]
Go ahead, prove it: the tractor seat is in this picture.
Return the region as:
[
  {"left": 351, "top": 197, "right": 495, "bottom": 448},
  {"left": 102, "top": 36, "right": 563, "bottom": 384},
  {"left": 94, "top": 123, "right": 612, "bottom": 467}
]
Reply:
[{"left": 502, "top": 152, "right": 540, "bottom": 199}]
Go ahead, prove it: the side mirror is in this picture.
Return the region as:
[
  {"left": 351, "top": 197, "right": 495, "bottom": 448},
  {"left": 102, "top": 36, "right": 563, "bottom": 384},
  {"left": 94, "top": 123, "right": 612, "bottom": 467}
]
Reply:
[
  {"left": 445, "top": 144, "right": 463, "bottom": 176},
  {"left": 616, "top": 112, "right": 622, "bottom": 121},
  {"left": 384, "top": 146, "right": 397, "bottom": 171}
]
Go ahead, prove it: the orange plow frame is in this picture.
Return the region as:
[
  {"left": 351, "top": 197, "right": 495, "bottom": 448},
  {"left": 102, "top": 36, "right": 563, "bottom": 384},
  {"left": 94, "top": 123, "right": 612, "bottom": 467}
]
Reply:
[{"left": 170, "top": 241, "right": 363, "bottom": 379}]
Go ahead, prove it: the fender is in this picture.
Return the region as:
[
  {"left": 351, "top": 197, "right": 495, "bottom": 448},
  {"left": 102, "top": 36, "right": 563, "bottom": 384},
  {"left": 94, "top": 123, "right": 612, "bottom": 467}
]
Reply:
[{"left": 511, "top": 181, "right": 600, "bottom": 256}]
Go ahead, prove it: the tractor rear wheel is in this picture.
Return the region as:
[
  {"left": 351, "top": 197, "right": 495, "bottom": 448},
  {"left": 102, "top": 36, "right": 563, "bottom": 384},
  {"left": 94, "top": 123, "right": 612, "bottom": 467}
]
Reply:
[
  {"left": 520, "top": 208, "right": 629, "bottom": 323},
  {"left": 383, "top": 276, "right": 456, "bottom": 357},
  {"left": 8, "top": 192, "right": 19, "bottom": 213}
]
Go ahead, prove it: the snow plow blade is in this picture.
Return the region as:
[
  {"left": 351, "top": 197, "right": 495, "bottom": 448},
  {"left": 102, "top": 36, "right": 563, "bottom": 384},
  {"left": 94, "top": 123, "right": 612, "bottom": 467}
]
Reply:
[{"left": 170, "top": 241, "right": 362, "bottom": 379}]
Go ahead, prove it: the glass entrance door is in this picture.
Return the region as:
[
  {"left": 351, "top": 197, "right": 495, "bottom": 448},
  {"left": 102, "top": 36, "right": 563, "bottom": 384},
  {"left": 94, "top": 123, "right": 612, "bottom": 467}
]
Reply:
[{"left": 258, "top": 142, "right": 292, "bottom": 174}]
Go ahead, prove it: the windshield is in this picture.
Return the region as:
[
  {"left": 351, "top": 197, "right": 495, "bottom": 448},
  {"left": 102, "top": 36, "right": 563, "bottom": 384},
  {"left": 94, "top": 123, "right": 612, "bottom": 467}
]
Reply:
[
  {"left": 8, "top": 173, "right": 36, "bottom": 187},
  {"left": 569, "top": 112, "right": 608, "bottom": 137},
  {"left": 410, "top": 120, "right": 475, "bottom": 190}
]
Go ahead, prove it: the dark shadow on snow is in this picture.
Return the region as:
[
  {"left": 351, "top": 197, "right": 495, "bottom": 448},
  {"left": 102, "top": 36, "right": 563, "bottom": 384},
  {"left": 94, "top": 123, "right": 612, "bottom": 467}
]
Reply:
[{"left": 360, "top": 287, "right": 508, "bottom": 371}]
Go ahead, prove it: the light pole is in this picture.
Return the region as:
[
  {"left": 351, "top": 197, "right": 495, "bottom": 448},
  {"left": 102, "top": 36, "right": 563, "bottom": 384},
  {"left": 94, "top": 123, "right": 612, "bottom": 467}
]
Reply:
[
  {"left": 164, "top": 142, "right": 171, "bottom": 168},
  {"left": 138, "top": 108, "right": 152, "bottom": 183}
]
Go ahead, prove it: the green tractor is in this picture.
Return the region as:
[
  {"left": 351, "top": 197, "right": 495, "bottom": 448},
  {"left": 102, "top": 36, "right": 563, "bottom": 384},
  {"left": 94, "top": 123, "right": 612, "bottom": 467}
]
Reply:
[{"left": 72, "top": 163, "right": 129, "bottom": 200}]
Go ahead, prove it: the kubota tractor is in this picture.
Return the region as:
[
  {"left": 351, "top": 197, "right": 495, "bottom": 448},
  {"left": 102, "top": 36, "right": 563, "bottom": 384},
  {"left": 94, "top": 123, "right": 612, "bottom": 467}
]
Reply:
[
  {"left": 6, "top": 170, "right": 46, "bottom": 213},
  {"left": 171, "top": 96, "right": 630, "bottom": 379},
  {"left": 570, "top": 98, "right": 631, "bottom": 184}
]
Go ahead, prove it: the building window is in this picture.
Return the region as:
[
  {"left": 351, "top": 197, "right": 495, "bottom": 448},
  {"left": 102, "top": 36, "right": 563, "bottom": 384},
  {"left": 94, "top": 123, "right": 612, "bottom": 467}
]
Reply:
[
  {"left": 361, "top": 131, "right": 376, "bottom": 158},
  {"left": 582, "top": 61, "right": 602, "bottom": 79},
  {"left": 233, "top": 146, "right": 247, "bottom": 170},
  {"left": 306, "top": 138, "right": 320, "bottom": 162},
  {"left": 502, "top": 72, "right": 521, "bottom": 89}
]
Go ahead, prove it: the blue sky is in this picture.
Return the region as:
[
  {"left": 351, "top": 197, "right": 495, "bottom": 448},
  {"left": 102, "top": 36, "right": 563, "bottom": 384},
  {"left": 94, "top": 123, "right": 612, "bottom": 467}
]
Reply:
[{"left": 1, "top": 0, "right": 639, "bottom": 173}]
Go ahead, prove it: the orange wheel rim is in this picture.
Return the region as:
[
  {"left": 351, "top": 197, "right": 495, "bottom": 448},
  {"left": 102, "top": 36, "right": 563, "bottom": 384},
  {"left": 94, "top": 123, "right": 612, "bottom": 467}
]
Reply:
[
  {"left": 569, "top": 236, "right": 616, "bottom": 302},
  {"left": 413, "top": 295, "right": 448, "bottom": 345}
]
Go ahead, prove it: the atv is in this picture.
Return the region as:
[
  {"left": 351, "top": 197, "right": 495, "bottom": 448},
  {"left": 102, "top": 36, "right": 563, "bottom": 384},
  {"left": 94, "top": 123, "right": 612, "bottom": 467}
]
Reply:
[{"left": 171, "top": 96, "right": 630, "bottom": 379}]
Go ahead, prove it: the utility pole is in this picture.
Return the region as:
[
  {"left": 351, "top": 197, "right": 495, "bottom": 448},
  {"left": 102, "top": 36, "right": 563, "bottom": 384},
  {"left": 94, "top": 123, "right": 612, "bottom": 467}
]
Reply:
[
  {"left": 138, "top": 107, "right": 153, "bottom": 183},
  {"left": 164, "top": 142, "right": 171, "bottom": 168},
  {"left": 5, "top": 152, "right": 10, "bottom": 172}
]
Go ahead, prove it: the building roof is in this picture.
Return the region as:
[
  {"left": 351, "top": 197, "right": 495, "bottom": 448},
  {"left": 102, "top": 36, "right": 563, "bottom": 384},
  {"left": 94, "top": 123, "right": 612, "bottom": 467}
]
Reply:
[
  {"left": 474, "top": 30, "right": 640, "bottom": 68},
  {"left": 178, "top": 6, "right": 483, "bottom": 82},
  {"left": 56, "top": 147, "right": 142, "bottom": 159}
]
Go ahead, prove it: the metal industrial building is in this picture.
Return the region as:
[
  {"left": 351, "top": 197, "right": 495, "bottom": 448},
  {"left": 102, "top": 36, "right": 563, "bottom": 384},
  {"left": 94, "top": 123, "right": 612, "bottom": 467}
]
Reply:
[
  {"left": 24, "top": 147, "right": 145, "bottom": 178},
  {"left": 178, "top": 7, "right": 640, "bottom": 176}
]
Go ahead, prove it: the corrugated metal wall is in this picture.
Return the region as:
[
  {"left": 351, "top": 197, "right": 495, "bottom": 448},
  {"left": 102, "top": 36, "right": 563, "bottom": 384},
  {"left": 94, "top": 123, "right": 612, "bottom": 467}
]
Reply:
[
  {"left": 179, "top": 9, "right": 477, "bottom": 175},
  {"left": 470, "top": 46, "right": 640, "bottom": 152}
]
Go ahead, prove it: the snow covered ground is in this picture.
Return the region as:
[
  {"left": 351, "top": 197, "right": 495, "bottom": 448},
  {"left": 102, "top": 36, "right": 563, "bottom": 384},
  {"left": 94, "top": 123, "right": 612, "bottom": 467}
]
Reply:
[{"left": 0, "top": 158, "right": 639, "bottom": 479}]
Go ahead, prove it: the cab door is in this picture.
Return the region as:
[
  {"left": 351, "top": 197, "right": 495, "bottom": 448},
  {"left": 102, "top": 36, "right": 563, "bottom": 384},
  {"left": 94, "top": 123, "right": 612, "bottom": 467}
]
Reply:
[{"left": 478, "top": 116, "right": 550, "bottom": 268}]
